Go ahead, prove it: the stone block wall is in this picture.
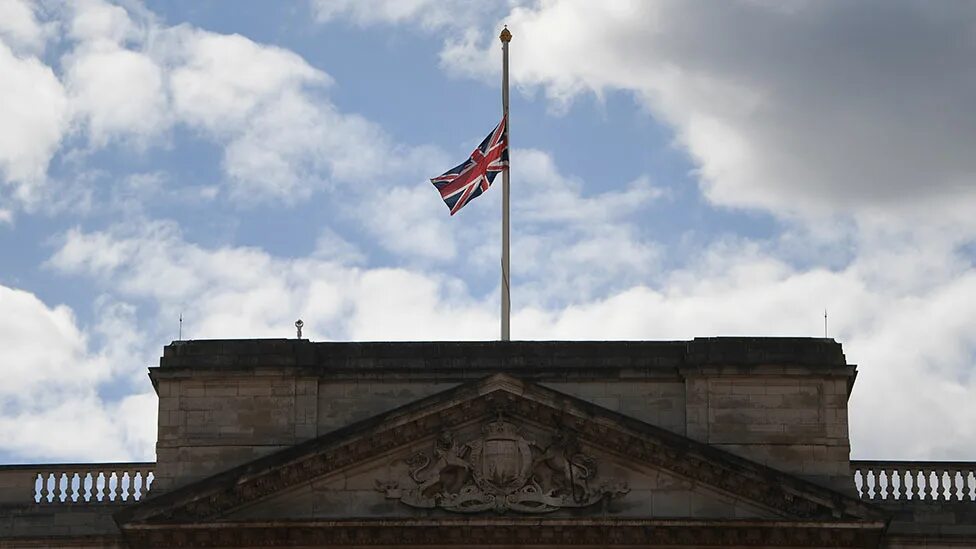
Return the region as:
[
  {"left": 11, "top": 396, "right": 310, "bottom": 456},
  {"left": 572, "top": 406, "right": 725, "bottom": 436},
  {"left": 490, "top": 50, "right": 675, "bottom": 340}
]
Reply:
[
  {"left": 151, "top": 338, "right": 856, "bottom": 494},
  {"left": 542, "top": 380, "right": 687, "bottom": 434},
  {"left": 316, "top": 381, "right": 459, "bottom": 434},
  {"left": 0, "top": 504, "right": 124, "bottom": 546},
  {"left": 684, "top": 370, "right": 853, "bottom": 491},
  {"left": 154, "top": 373, "right": 320, "bottom": 489}
]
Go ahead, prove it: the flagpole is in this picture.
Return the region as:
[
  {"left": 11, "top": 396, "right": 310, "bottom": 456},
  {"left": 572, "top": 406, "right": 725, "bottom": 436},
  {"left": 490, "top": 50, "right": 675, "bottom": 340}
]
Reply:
[{"left": 500, "top": 26, "right": 512, "bottom": 342}]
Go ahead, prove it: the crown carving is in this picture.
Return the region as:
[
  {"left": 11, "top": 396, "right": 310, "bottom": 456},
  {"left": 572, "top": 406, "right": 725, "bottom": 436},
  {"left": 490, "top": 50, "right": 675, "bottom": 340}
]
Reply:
[{"left": 483, "top": 416, "right": 519, "bottom": 438}]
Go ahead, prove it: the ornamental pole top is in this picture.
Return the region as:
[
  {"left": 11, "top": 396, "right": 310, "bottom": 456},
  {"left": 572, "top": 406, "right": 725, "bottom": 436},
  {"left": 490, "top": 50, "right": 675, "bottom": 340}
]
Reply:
[{"left": 500, "top": 25, "right": 512, "bottom": 43}]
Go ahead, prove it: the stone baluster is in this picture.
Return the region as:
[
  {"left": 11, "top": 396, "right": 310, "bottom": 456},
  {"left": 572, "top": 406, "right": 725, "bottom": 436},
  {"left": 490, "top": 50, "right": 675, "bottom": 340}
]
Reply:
[
  {"left": 131, "top": 470, "right": 140, "bottom": 501},
  {"left": 918, "top": 467, "right": 932, "bottom": 501},
  {"left": 969, "top": 470, "right": 976, "bottom": 501},
  {"left": 964, "top": 469, "right": 973, "bottom": 502},
  {"left": 133, "top": 470, "right": 145, "bottom": 501},
  {"left": 945, "top": 468, "right": 954, "bottom": 501},
  {"left": 55, "top": 472, "right": 64, "bottom": 502},
  {"left": 934, "top": 469, "right": 944, "bottom": 501},
  {"left": 909, "top": 468, "right": 921, "bottom": 500},
  {"left": 892, "top": 467, "right": 904, "bottom": 499},
  {"left": 121, "top": 471, "right": 131, "bottom": 502},
  {"left": 969, "top": 468, "right": 975, "bottom": 502},
  {"left": 95, "top": 471, "right": 105, "bottom": 502},
  {"left": 45, "top": 473, "right": 54, "bottom": 503},
  {"left": 108, "top": 471, "right": 118, "bottom": 502},
  {"left": 82, "top": 472, "right": 93, "bottom": 502},
  {"left": 951, "top": 469, "right": 962, "bottom": 502},
  {"left": 879, "top": 467, "right": 888, "bottom": 501},
  {"left": 69, "top": 472, "right": 80, "bottom": 502}
]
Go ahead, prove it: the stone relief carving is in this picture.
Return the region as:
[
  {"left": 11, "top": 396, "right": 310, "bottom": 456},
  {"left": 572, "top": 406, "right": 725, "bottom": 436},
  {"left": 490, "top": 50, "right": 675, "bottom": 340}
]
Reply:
[{"left": 377, "top": 416, "right": 629, "bottom": 513}]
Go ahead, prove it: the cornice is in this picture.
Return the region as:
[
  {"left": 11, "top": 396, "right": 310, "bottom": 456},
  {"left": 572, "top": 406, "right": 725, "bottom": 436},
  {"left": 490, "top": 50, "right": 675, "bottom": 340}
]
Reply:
[{"left": 122, "top": 518, "right": 886, "bottom": 548}]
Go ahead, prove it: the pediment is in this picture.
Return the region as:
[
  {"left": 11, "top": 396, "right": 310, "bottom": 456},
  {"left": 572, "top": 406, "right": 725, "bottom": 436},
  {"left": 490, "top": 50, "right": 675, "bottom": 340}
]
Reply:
[
  {"left": 221, "top": 415, "right": 780, "bottom": 522},
  {"left": 117, "top": 374, "right": 883, "bottom": 529}
]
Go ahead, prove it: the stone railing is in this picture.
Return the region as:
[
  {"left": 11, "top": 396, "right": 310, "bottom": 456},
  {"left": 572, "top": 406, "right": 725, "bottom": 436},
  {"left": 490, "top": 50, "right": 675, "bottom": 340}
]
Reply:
[
  {"left": 0, "top": 462, "right": 154, "bottom": 504},
  {"left": 852, "top": 460, "right": 976, "bottom": 502}
]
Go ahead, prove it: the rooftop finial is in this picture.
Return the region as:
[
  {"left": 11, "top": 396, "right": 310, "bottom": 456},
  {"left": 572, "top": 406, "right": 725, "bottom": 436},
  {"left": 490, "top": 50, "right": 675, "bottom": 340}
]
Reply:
[
  {"left": 295, "top": 319, "right": 304, "bottom": 339},
  {"left": 500, "top": 25, "right": 512, "bottom": 43}
]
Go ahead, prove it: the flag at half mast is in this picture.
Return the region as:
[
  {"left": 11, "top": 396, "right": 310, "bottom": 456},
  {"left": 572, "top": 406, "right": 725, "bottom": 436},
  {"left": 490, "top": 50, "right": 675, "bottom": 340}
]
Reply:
[
  {"left": 430, "top": 115, "right": 508, "bottom": 216},
  {"left": 430, "top": 25, "right": 513, "bottom": 342}
]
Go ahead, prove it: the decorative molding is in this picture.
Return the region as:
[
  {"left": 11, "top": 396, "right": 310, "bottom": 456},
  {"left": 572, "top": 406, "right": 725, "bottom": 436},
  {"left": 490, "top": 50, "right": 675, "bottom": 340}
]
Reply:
[
  {"left": 122, "top": 520, "right": 885, "bottom": 548},
  {"left": 377, "top": 415, "right": 628, "bottom": 513}
]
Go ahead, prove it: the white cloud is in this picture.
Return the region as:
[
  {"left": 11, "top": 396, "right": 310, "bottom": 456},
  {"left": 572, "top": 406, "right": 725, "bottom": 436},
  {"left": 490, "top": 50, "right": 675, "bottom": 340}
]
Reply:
[
  {"left": 66, "top": 0, "right": 140, "bottom": 44},
  {"left": 360, "top": 182, "right": 458, "bottom": 261},
  {"left": 516, "top": 240, "right": 976, "bottom": 460},
  {"left": 45, "top": 216, "right": 976, "bottom": 460},
  {"left": 220, "top": 89, "right": 403, "bottom": 199},
  {"left": 0, "top": 0, "right": 49, "bottom": 55},
  {"left": 0, "top": 40, "right": 69, "bottom": 203},
  {"left": 0, "top": 0, "right": 437, "bottom": 210},
  {"left": 161, "top": 27, "right": 328, "bottom": 131},
  {"left": 354, "top": 146, "right": 663, "bottom": 282},
  {"left": 506, "top": 149, "right": 662, "bottom": 304},
  {"left": 515, "top": 149, "right": 663, "bottom": 224},
  {"left": 351, "top": 1, "right": 976, "bottom": 224},
  {"left": 64, "top": 43, "right": 168, "bottom": 145},
  {"left": 310, "top": 0, "right": 505, "bottom": 31},
  {"left": 0, "top": 285, "right": 156, "bottom": 461},
  {"left": 0, "top": 286, "right": 92, "bottom": 401},
  {"left": 47, "top": 220, "right": 490, "bottom": 342}
]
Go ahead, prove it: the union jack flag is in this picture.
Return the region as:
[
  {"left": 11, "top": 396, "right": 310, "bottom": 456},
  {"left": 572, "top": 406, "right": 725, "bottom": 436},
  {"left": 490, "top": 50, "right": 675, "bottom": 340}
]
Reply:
[{"left": 431, "top": 116, "right": 508, "bottom": 215}]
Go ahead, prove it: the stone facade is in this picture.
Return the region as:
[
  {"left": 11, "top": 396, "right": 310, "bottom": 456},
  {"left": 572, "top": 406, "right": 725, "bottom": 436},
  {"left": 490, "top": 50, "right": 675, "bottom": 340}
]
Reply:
[
  {"left": 1, "top": 338, "right": 973, "bottom": 548},
  {"left": 151, "top": 339, "right": 854, "bottom": 492}
]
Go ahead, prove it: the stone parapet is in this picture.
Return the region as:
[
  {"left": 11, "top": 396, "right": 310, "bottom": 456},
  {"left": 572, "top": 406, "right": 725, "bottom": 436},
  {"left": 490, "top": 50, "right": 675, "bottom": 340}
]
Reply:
[{"left": 157, "top": 338, "right": 848, "bottom": 374}]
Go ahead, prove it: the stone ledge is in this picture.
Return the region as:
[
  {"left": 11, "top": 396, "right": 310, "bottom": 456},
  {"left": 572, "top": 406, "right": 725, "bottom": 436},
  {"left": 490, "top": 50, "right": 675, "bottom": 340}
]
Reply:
[{"left": 158, "top": 338, "right": 848, "bottom": 371}]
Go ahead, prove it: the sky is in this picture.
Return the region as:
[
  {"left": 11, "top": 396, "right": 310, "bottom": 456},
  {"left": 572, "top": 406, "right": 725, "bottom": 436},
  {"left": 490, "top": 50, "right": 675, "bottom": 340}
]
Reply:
[{"left": 1, "top": 0, "right": 975, "bottom": 464}]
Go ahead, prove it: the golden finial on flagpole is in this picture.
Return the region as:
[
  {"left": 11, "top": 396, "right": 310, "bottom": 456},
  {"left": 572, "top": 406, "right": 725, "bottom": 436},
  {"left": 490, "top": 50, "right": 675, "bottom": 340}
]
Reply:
[{"left": 500, "top": 25, "right": 512, "bottom": 43}]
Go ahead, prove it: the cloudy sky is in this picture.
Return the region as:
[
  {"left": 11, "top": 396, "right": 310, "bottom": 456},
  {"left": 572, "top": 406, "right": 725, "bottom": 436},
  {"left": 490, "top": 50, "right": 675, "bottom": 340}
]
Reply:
[{"left": 1, "top": 0, "right": 975, "bottom": 464}]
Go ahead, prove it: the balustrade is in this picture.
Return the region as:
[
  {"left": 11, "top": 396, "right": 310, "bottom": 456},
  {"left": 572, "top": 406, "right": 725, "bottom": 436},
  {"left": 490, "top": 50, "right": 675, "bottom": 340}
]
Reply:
[
  {"left": 8, "top": 460, "right": 976, "bottom": 505},
  {"left": 852, "top": 461, "right": 976, "bottom": 502},
  {"left": 0, "top": 462, "right": 153, "bottom": 504}
]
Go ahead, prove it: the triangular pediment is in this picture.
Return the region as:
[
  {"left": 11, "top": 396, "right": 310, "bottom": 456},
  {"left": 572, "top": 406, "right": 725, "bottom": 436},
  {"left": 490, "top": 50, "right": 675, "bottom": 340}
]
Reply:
[
  {"left": 220, "top": 415, "right": 783, "bottom": 522},
  {"left": 117, "top": 374, "right": 883, "bottom": 537}
]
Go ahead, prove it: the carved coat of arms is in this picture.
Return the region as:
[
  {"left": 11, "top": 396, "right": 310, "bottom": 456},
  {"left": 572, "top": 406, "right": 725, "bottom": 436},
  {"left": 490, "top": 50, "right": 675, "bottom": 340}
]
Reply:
[{"left": 377, "top": 417, "right": 628, "bottom": 513}]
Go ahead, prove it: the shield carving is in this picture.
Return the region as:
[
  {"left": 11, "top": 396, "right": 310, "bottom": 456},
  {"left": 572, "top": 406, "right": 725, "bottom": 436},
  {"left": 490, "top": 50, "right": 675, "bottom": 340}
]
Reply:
[
  {"left": 379, "top": 418, "right": 630, "bottom": 513},
  {"left": 473, "top": 419, "right": 533, "bottom": 493}
]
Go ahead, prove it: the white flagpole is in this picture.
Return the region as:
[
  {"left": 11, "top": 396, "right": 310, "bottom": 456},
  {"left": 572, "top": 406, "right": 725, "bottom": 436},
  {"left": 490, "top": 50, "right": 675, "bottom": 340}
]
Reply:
[{"left": 500, "top": 26, "right": 512, "bottom": 341}]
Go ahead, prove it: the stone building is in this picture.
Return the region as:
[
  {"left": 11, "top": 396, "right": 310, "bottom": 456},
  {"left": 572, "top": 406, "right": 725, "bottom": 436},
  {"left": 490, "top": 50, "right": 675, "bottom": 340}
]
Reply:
[{"left": 0, "top": 337, "right": 973, "bottom": 547}]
